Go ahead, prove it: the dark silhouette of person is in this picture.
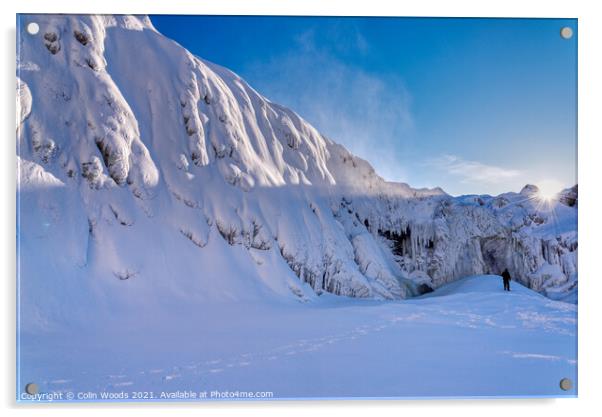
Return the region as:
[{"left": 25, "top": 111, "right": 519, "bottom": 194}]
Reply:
[{"left": 501, "top": 269, "right": 511, "bottom": 291}]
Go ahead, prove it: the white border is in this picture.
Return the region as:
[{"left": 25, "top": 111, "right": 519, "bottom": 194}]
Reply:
[{"left": 3, "top": 1, "right": 601, "bottom": 416}]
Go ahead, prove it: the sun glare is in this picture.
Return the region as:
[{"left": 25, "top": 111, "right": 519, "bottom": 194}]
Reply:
[{"left": 535, "top": 180, "right": 562, "bottom": 203}]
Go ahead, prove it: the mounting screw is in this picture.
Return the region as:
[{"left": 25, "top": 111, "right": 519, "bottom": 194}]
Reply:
[
  {"left": 559, "top": 378, "right": 573, "bottom": 391},
  {"left": 26, "top": 22, "right": 39, "bottom": 35},
  {"left": 560, "top": 27, "right": 573, "bottom": 40},
  {"left": 25, "top": 382, "right": 38, "bottom": 395}
]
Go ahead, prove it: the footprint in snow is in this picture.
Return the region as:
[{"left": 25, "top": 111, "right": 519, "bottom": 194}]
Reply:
[
  {"left": 302, "top": 346, "right": 319, "bottom": 352},
  {"left": 49, "top": 379, "right": 71, "bottom": 385}
]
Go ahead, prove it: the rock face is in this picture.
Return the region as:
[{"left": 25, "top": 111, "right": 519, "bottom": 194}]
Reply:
[{"left": 17, "top": 14, "right": 577, "bottom": 331}]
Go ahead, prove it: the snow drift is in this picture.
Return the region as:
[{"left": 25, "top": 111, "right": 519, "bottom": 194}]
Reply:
[{"left": 17, "top": 14, "right": 577, "bottom": 332}]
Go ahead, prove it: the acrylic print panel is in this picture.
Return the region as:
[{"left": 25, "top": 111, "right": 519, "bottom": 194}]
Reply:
[{"left": 16, "top": 14, "right": 577, "bottom": 402}]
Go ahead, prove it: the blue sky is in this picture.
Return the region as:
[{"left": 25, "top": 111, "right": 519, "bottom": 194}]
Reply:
[{"left": 151, "top": 16, "right": 577, "bottom": 196}]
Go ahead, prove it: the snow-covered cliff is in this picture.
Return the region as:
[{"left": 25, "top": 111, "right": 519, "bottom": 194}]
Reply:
[{"left": 17, "top": 14, "right": 577, "bottom": 331}]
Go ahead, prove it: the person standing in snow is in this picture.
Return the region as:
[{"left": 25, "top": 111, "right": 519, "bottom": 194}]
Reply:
[{"left": 501, "top": 269, "right": 512, "bottom": 291}]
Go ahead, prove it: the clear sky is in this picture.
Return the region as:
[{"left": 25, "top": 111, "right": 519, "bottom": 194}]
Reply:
[{"left": 151, "top": 16, "right": 577, "bottom": 196}]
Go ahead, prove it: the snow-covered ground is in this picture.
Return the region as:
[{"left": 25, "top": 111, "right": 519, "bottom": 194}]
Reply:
[{"left": 19, "top": 275, "right": 577, "bottom": 400}]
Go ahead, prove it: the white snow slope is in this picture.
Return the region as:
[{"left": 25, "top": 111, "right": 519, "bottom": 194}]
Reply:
[
  {"left": 19, "top": 275, "right": 577, "bottom": 399},
  {"left": 16, "top": 15, "right": 577, "bottom": 400}
]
